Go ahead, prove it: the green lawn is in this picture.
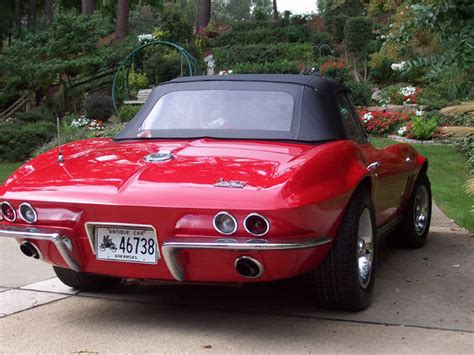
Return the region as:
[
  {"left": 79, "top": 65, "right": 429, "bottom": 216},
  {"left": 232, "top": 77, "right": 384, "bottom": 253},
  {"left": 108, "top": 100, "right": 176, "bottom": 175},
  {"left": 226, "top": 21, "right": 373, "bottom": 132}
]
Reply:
[
  {"left": 0, "top": 162, "right": 22, "bottom": 184},
  {"left": 372, "top": 137, "right": 473, "bottom": 232}
]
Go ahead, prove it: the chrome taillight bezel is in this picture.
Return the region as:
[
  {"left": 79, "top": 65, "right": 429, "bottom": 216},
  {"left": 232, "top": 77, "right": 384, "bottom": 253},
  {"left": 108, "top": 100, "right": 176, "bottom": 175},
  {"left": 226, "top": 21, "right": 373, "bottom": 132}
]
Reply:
[
  {"left": 1, "top": 201, "right": 17, "bottom": 222},
  {"left": 213, "top": 211, "right": 238, "bottom": 235},
  {"left": 19, "top": 203, "right": 38, "bottom": 224},
  {"left": 244, "top": 213, "right": 270, "bottom": 237}
]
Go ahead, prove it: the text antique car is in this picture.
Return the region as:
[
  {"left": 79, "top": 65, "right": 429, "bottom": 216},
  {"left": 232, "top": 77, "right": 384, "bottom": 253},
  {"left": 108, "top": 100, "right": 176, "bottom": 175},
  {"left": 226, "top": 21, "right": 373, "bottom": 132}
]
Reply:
[{"left": 0, "top": 75, "right": 432, "bottom": 311}]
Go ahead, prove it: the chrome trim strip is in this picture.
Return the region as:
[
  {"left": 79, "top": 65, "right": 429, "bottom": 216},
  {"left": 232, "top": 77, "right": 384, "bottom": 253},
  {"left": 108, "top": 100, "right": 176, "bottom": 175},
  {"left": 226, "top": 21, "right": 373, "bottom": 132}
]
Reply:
[
  {"left": 162, "top": 237, "right": 332, "bottom": 281},
  {"left": 19, "top": 203, "right": 38, "bottom": 224},
  {"left": 212, "top": 211, "right": 238, "bottom": 235},
  {"left": 0, "top": 226, "right": 80, "bottom": 271},
  {"left": 244, "top": 213, "right": 270, "bottom": 237},
  {"left": 1, "top": 201, "right": 17, "bottom": 222}
]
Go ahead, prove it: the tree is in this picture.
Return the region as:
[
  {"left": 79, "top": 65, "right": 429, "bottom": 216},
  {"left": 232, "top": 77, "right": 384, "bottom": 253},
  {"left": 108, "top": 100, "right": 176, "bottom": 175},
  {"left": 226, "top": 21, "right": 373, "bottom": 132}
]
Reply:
[
  {"left": 272, "top": 0, "right": 278, "bottom": 21},
  {"left": 196, "top": 0, "right": 210, "bottom": 32},
  {"left": 115, "top": 0, "right": 129, "bottom": 40},
  {"left": 81, "top": 0, "right": 95, "bottom": 16},
  {"left": 28, "top": 0, "right": 37, "bottom": 30},
  {"left": 15, "top": 0, "right": 21, "bottom": 33},
  {"left": 344, "top": 16, "right": 373, "bottom": 81},
  {"left": 45, "top": 0, "right": 53, "bottom": 25}
]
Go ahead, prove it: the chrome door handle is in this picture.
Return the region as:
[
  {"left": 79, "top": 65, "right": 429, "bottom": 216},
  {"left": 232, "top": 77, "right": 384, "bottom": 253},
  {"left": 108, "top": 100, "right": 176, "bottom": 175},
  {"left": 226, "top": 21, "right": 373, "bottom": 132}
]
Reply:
[{"left": 367, "top": 162, "right": 381, "bottom": 171}]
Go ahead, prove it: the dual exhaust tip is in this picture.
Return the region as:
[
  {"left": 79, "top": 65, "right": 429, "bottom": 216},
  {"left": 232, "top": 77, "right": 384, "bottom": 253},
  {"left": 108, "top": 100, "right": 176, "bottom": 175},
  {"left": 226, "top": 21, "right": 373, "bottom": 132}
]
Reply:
[
  {"left": 234, "top": 256, "right": 263, "bottom": 279},
  {"left": 19, "top": 242, "right": 40, "bottom": 259}
]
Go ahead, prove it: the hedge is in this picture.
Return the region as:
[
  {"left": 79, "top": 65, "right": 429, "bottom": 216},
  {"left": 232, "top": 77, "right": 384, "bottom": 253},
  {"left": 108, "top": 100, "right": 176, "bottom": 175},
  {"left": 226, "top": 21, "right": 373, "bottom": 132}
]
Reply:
[
  {"left": 0, "top": 120, "right": 56, "bottom": 162},
  {"left": 213, "top": 43, "right": 313, "bottom": 67}
]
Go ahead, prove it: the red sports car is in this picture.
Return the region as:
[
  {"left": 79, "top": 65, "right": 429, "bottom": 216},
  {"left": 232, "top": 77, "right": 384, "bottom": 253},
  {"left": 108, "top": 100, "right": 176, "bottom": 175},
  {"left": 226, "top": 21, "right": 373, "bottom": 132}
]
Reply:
[{"left": 0, "top": 75, "right": 432, "bottom": 310}]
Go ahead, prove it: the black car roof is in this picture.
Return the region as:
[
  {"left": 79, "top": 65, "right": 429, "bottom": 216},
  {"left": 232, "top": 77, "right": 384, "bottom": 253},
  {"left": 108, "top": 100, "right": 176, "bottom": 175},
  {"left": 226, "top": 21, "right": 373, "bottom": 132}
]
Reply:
[
  {"left": 115, "top": 74, "right": 349, "bottom": 142},
  {"left": 167, "top": 74, "right": 346, "bottom": 93}
]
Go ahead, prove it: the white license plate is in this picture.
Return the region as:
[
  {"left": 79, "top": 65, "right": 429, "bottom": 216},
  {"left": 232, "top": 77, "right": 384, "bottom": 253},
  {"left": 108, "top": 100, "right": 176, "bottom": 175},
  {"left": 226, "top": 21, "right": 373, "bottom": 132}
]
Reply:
[{"left": 95, "top": 227, "right": 158, "bottom": 264}]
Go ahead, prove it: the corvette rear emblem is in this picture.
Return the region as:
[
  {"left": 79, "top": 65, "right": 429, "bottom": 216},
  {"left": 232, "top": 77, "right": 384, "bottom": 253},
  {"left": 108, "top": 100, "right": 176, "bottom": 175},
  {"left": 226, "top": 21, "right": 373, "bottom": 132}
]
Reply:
[{"left": 214, "top": 178, "right": 246, "bottom": 188}]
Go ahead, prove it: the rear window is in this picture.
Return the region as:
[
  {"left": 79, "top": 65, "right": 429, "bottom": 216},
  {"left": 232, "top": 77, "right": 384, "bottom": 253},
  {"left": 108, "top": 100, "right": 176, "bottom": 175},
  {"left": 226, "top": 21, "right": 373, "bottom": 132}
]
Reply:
[{"left": 139, "top": 90, "right": 295, "bottom": 135}]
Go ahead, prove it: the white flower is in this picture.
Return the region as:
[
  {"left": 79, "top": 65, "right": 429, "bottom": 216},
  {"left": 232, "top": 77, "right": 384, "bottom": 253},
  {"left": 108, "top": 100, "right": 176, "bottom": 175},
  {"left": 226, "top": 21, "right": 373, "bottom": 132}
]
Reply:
[
  {"left": 398, "top": 126, "right": 408, "bottom": 136},
  {"left": 415, "top": 110, "right": 424, "bottom": 117},
  {"left": 391, "top": 61, "right": 407, "bottom": 71},
  {"left": 137, "top": 33, "right": 156, "bottom": 44},
  {"left": 363, "top": 112, "right": 373, "bottom": 123},
  {"left": 400, "top": 85, "right": 416, "bottom": 96}
]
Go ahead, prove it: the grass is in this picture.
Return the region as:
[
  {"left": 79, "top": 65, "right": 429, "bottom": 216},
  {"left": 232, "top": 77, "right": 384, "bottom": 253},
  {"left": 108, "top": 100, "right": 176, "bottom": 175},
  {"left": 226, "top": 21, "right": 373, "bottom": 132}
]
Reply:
[
  {"left": 372, "top": 137, "right": 473, "bottom": 232},
  {"left": 0, "top": 162, "right": 22, "bottom": 184}
]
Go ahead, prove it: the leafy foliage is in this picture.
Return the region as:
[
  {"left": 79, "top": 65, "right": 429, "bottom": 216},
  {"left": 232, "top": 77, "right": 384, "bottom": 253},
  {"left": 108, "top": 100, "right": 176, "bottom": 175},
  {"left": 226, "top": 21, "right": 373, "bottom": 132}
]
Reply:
[
  {"left": 0, "top": 121, "right": 56, "bottom": 162},
  {"left": 119, "top": 105, "right": 142, "bottom": 122},
  {"left": 1, "top": 10, "right": 112, "bottom": 90},
  {"left": 85, "top": 96, "right": 115, "bottom": 120}
]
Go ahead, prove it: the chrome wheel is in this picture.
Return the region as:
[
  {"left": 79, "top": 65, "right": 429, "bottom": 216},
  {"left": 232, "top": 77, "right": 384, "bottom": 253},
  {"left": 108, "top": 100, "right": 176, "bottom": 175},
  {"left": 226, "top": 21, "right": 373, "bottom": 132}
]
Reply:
[
  {"left": 357, "top": 208, "right": 374, "bottom": 289},
  {"left": 413, "top": 185, "right": 430, "bottom": 236}
]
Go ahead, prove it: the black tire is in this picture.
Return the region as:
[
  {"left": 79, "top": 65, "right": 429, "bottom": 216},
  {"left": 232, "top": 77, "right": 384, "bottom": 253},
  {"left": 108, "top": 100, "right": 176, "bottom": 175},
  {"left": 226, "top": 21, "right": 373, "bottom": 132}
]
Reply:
[
  {"left": 387, "top": 172, "right": 432, "bottom": 249},
  {"left": 307, "top": 187, "right": 377, "bottom": 311},
  {"left": 53, "top": 266, "right": 121, "bottom": 291}
]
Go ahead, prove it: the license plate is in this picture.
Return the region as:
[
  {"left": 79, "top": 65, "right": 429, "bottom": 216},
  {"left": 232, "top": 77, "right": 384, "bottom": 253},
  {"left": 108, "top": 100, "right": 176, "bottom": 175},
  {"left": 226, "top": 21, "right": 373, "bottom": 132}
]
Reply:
[{"left": 95, "top": 227, "right": 158, "bottom": 264}]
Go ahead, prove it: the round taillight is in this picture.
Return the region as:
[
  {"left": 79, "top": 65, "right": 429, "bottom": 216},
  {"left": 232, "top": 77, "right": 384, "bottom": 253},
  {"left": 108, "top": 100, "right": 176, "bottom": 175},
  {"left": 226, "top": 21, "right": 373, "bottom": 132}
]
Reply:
[
  {"left": 19, "top": 203, "right": 38, "bottom": 224},
  {"left": 1, "top": 202, "right": 17, "bottom": 222},
  {"left": 213, "top": 212, "right": 237, "bottom": 235},
  {"left": 244, "top": 213, "right": 270, "bottom": 237}
]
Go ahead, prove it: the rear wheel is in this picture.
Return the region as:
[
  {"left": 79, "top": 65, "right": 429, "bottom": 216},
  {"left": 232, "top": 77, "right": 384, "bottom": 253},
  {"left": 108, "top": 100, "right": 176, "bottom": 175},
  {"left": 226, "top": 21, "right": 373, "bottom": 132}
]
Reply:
[
  {"left": 307, "top": 187, "right": 377, "bottom": 311},
  {"left": 387, "top": 172, "right": 432, "bottom": 248},
  {"left": 53, "top": 266, "right": 120, "bottom": 291}
]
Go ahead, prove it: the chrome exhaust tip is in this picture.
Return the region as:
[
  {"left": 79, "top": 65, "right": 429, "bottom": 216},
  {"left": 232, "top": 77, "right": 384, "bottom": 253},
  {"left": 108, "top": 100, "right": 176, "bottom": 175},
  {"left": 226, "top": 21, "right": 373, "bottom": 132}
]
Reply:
[
  {"left": 234, "top": 256, "right": 263, "bottom": 278},
  {"left": 20, "top": 242, "right": 40, "bottom": 259}
]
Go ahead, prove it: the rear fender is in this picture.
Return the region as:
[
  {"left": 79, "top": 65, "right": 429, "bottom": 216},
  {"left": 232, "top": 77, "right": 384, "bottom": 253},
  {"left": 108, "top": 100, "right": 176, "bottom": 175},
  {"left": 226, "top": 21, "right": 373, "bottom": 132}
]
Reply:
[{"left": 282, "top": 140, "right": 373, "bottom": 207}]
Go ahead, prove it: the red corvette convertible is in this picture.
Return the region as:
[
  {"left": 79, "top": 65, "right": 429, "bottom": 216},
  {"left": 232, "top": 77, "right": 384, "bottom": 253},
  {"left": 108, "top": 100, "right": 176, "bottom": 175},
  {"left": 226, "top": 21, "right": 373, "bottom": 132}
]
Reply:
[{"left": 0, "top": 75, "right": 431, "bottom": 310}]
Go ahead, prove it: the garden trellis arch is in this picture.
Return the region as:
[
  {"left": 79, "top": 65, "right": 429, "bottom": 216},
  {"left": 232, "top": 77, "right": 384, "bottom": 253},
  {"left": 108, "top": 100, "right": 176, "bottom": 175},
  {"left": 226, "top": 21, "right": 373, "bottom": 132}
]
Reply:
[{"left": 112, "top": 40, "right": 200, "bottom": 114}]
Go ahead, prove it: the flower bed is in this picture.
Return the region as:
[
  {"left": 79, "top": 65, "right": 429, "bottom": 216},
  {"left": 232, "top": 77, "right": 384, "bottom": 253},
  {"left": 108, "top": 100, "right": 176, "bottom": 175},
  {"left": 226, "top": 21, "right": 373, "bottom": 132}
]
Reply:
[
  {"left": 358, "top": 109, "right": 413, "bottom": 136},
  {"left": 358, "top": 108, "right": 441, "bottom": 140}
]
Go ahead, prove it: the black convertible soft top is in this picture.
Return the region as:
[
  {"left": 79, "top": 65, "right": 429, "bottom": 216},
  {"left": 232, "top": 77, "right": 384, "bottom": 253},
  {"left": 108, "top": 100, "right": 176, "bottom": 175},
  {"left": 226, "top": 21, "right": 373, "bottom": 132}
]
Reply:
[{"left": 115, "top": 74, "right": 349, "bottom": 142}]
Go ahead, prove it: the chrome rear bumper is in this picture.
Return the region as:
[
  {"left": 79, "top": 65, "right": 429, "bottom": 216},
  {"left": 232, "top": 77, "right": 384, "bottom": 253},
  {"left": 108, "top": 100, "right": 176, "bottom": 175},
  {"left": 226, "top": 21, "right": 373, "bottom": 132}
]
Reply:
[
  {"left": 0, "top": 226, "right": 81, "bottom": 272},
  {"left": 162, "top": 237, "right": 332, "bottom": 281}
]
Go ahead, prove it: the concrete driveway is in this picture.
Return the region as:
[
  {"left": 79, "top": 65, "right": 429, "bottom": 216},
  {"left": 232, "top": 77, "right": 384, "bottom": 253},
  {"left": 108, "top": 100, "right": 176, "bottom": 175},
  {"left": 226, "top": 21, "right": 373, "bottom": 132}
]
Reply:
[{"left": 1, "top": 204, "right": 472, "bottom": 353}]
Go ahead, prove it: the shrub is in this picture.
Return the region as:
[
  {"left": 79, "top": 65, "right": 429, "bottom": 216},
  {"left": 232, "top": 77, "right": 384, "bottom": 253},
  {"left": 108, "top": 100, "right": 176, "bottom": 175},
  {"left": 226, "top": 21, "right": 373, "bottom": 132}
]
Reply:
[
  {"left": 320, "top": 58, "right": 349, "bottom": 83},
  {"left": 119, "top": 105, "right": 142, "bottom": 122},
  {"left": 14, "top": 109, "right": 54, "bottom": 123},
  {"left": 344, "top": 17, "right": 373, "bottom": 56},
  {"left": 326, "top": 15, "right": 347, "bottom": 43},
  {"left": 0, "top": 121, "right": 56, "bottom": 162},
  {"left": 379, "top": 84, "right": 421, "bottom": 106},
  {"left": 85, "top": 95, "right": 114, "bottom": 120},
  {"left": 409, "top": 116, "right": 438, "bottom": 140},
  {"left": 215, "top": 25, "right": 310, "bottom": 46},
  {"left": 232, "top": 61, "right": 299, "bottom": 74},
  {"left": 143, "top": 51, "right": 182, "bottom": 84},
  {"left": 213, "top": 43, "right": 313, "bottom": 68},
  {"left": 346, "top": 80, "right": 372, "bottom": 107}
]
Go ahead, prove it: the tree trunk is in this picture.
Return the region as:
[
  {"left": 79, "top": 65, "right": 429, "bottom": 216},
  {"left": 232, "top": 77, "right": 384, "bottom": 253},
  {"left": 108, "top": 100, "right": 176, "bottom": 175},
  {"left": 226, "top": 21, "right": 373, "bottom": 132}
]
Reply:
[
  {"left": 81, "top": 0, "right": 95, "bottom": 16},
  {"left": 353, "top": 56, "right": 360, "bottom": 82},
  {"left": 28, "top": 0, "right": 37, "bottom": 30},
  {"left": 196, "top": 0, "right": 211, "bottom": 33},
  {"left": 45, "top": 0, "right": 53, "bottom": 25},
  {"left": 115, "top": 0, "right": 129, "bottom": 40},
  {"left": 15, "top": 0, "right": 21, "bottom": 33},
  {"left": 272, "top": 0, "right": 279, "bottom": 22}
]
